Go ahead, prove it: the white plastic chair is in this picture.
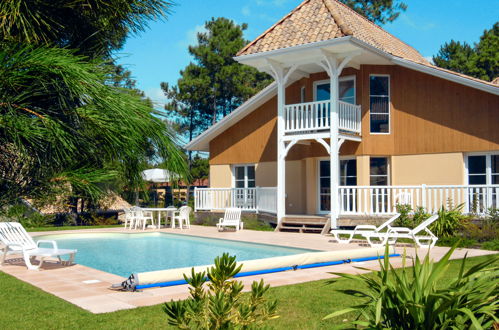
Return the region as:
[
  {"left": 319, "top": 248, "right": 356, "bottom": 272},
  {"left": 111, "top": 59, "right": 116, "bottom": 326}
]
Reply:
[
  {"left": 330, "top": 213, "right": 400, "bottom": 244},
  {"left": 138, "top": 208, "right": 155, "bottom": 230},
  {"left": 216, "top": 208, "right": 243, "bottom": 231},
  {"left": 123, "top": 208, "right": 136, "bottom": 229},
  {"left": 0, "top": 222, "right": 77, "bottom": 270},
  {"left": 362, "top": 214, "right": 439, "bottom": 248},
  {"left": 173, "top": 206, "right": 191, "bottom": 229}
]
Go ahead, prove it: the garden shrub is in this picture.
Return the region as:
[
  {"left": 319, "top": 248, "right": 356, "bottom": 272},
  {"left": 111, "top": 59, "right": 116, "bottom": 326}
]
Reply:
[
  {"left": 0, "top": 203, "right": 54, "bottom": 228},
  {"left": 430, "top": 202, "right": 466, "bottom": 237},
  {"left": 325, "top": 245, "right": 499, "bottom": 329},
  {"left": 164, "top": 253, "right": 278, "bottom": 329},
  {"left": 394, "top": 203, "right": 412, "bottom": 227},
  {"left": 481, "top": 239, "right": 499, "bottom": 251}
]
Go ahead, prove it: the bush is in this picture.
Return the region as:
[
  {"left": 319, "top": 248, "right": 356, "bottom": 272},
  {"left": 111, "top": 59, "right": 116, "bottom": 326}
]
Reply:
[
  {"left": 394, "top": 204, "right": 412, "bottom": 227},
  {"left": 0, "top": 203, "right": 54, "bottom": 228},
  {"left": 325, "top": 245, "right": 499, "bottom": 329},
  {"left": 482, "top": 239, "right": 499, "bottom": 251},
  {"left": 164, "top": 253, "right": 278, "bottom": 329},
  {"left": 431, "top": 202, "right": 466, "bottom": 237}
]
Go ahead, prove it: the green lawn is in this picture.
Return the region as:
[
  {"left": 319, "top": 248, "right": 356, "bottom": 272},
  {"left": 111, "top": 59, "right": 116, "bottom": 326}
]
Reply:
[
  {"left": 0, "top": 255, "right": 497, "bottom": 329},
  {"left": 26, "top": 225, "right": 122, "bottom": 232}
]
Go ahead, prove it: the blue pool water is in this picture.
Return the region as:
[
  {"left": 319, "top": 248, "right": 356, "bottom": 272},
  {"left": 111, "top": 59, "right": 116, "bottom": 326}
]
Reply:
[{"left": 35, "top": 233, "right": 313, "bottom": 277}]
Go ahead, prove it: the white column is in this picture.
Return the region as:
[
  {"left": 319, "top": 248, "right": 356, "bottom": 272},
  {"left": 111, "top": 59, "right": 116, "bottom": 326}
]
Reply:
[
  {"left": 266, "top": 61, "right": 297, "bottom": 225},
  {"left": 329, "top": 61, "right": 340, "bottom": 229},
  {"left": 276, "top": 80, "right": 286, "bottom": 223}
]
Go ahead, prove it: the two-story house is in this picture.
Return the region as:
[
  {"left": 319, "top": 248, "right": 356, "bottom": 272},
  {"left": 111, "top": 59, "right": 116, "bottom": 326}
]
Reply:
[{"left": 186, "top": 0, "right": 499, "bottom": 232}]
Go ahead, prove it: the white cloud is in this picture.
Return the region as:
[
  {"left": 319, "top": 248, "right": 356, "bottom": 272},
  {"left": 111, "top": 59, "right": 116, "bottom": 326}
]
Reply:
[
  {"left": 143, "top": 87, "right": 168, "bottom": 109},
  {"left": 242, "top": 5, "right": 251, "bottom": 16},
  {"left": 177, "top": 24, "right": 206, "bottom": 49},
  {"left": 255, "top": 0, "right": 291, "bottom": 6},
  {"left": 399, "top": 13, "right": 436, "bottom": 31},
  {"left": 424, "top": 56, "right": 434, "bottom": 64}
]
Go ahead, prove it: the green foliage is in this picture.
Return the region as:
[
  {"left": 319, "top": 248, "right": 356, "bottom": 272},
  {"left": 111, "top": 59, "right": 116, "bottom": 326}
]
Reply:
[
  {"left": 481, "top": 239, "right": 499, "bottom": 251},
  {"left": 194, "top": 214, "right": 274, "bottom": 231},
  {"left": 325, "top": 246, "right": 499, "bottom": 329},
  {"left": 0, "top": 203, "right": 54, "bottom": 228},
  {"left": 394, "top": 204, "right": 430, "bottom": 228},
  {"left": 339, "top": 0, "right": 407, "bottom": 25},
  {"left": 190, "top": 154, "right": 209, "bottom": 185},
  {"left": 433, "top": 22, "right": 498, "bottom": 81},
  {"left": 164, "top": 253, "right": 278, "bottom": 329},
  {"left": 394, "top": 203, "right": 412, "bottom": 227},
  {"left": 0, "top": 43, "right": 187, "bottom": 206},
  {"left": 431, "top": 202, "right": 466, "bottom": 238},
  {"left": 0, "top": 0, "right": 173, "bottom": 58}
]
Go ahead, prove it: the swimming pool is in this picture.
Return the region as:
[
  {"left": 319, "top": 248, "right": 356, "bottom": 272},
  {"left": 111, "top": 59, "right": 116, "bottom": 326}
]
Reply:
[{"left": 35, "top": 233, "right": 314, "bottom": 277}]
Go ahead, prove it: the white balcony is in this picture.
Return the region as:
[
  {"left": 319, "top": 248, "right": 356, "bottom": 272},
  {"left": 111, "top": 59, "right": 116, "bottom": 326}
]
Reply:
[{"left": 284, "top": 100, "right": 361, "bottom": 135}]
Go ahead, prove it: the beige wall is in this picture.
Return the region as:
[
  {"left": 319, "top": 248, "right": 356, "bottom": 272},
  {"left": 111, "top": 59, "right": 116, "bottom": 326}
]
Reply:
[
  {"left": 391, "top": 152, "right": 465, "bottom": 185},
  {"left": 209, "top": 165, "right": 232, "bottom": 188},
  {"left": 255, "top": 162, "right": 277, "bottom": 187}
]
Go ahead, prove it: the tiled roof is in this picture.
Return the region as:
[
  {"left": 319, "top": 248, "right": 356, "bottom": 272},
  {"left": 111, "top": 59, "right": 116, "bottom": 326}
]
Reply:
[{"left": 237, "top": 0, "right": 428, "bottom": 64}]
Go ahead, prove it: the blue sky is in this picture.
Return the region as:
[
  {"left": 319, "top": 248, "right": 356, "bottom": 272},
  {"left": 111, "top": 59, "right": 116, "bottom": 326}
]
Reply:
[{"left": 117, "top": 0, "right": 498, "bottom": 108}]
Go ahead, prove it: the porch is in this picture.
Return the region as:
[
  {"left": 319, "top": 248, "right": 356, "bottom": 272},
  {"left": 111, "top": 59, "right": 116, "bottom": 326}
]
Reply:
[{"left": 194, "top": 184, "right": 499, "bottom": 216}]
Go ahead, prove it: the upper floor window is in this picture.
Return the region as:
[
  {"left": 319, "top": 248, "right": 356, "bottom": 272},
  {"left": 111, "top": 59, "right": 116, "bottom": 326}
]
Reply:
[
  {"left": 314, "top": 76, "right": 356, "bottom": 104},
  {"left": 370, "top": 75, "right": 390, "bottom": 134},
  {"left": 467, "top": 154, "right": 499, "bottom": 185},
  {"left": 233, "top": 165, "right": 255, "bottom": 188}
]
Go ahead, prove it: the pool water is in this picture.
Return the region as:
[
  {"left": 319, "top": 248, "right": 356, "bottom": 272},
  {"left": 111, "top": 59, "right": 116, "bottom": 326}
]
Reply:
[{"left": 35, "top": 233, "right": 314, "bottom": 277}]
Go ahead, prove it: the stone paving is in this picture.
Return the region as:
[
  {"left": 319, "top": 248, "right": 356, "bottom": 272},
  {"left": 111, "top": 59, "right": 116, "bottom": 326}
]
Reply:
[{"left": 0, "top": 226, "right": 496, "bottom": 314}]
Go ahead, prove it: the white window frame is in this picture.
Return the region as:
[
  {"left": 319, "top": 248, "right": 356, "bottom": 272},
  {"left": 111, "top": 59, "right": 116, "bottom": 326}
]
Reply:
[
  {"left": 369, "top": 156, "right": 391, "bottom": 186},
  {"left": 465, "top": 152, "right": 499, "bottom": 185},
  {"left": 369, "top": 74, "right": 391, "bottom": 135},
  {"left": 316, "top": 156, "right": 357, "bottom": 214},
  {"left": 231, "top": 164, "right": 256, "bottom": 189},
  {"left": 313, "top": 76, "right": 356, "bottom": 104}
]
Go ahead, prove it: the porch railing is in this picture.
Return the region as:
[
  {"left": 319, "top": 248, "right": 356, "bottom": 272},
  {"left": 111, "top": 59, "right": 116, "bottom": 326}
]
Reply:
[
  {"left": 284, "top": 100, "right": 361, "bottom": 134},
  {"left": 195, "top": 185, "right": 499, "bottom": 215},
  {"left": 339, "top": 185, "right": 499, "bottom": 215},
  {"left": 194, "top": 187, "right": 277, "bottom": 213}
]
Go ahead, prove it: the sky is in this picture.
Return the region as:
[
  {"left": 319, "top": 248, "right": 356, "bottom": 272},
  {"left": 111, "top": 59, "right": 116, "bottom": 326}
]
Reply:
[{"left": 117, "top": 0, "right": 499, "bottom": 109}]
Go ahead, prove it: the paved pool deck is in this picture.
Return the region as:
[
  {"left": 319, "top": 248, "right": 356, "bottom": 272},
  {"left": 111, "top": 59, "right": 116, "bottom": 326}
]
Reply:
[{"left": 0, "top": 226, "right": 496, "bottom": 314}]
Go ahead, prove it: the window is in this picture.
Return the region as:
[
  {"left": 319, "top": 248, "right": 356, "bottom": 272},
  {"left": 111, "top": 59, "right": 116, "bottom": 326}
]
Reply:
[
  {"left": 370, "top": 157, "right": 389, "bottom": 185},
  {"left": 319, "top": 160, "right": 331, "bottom": 212},
  {"left": 339, "top": 79, "right": 355, "bottom": 104},
  {"left": 234, "top": 165, "right": 255, "bottom": 188},
  {"left": 340, "top": 159, "right": 357, "bottom": 186},
  {"left": 318, "top": 159, "right": 357, "bottom": 212},
  {"left": 370, "top": 75, "right": 390, "bottom": 133},
  {"left": 467, "top": 154, "right": 499, "bottom": 185},
  {"left": 314, "top": 77, "right": 356, "bottom": 103}
]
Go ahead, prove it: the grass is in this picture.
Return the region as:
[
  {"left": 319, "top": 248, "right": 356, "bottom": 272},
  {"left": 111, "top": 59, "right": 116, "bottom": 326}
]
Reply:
[
  {"left": 0, "top": 255, "right": 497, "bottom": 329},
  {"left": 26, "top": 225, "right": 122, "bottom": 232}
]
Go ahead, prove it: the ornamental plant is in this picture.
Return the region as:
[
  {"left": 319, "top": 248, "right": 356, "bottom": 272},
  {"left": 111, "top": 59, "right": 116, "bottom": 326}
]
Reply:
[
  {"left": 324, "top": 245, "right": 498, "bottom": 329},
  {"left": 164, "top": 253, "right": 278, "bottom": 329}
]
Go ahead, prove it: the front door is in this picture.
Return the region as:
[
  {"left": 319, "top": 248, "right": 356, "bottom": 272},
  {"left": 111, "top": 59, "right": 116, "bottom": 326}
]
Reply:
[
  {"left": 319, "top": 159, "right": 357, "bottom": 213},
  {"left": 234, "top": 165, "right": 255, "bottom": 208}
]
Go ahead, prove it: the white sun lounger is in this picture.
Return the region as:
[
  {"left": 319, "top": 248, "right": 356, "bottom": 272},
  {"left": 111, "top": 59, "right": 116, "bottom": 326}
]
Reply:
[
  {"left": 362, "top": 214, "right": 439, "bottom": 248},
  {"left": 0, "top": 222, "right": 77, "bottom": 270},
  {"left": 330, "top": 213, "right": 400, "bottom": 244},
  {"left": 217, "top": 208, "right": 243, "bottom": 231}
]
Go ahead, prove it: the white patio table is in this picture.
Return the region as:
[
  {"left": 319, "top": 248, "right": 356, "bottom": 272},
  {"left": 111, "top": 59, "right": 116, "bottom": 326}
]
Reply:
[{"left": 140, "top": 207, "right": 177, "bottom": 228}]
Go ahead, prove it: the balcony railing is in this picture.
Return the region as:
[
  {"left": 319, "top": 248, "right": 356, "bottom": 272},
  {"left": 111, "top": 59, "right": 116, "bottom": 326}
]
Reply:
[
  {"left": 195, "top": 185, "right": 499, "bottom": 216},
  {"left": 284, "top": 100, "right": 361, "bottom": 135}
]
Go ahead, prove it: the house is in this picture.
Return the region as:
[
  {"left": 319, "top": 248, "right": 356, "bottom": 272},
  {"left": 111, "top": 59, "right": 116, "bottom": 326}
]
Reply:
[{"left": 186, "top": 0, "right": 499, "bottom": 231}]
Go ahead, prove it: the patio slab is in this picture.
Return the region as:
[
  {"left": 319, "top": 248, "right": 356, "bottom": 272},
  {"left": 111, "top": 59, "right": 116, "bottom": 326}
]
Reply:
[{"left": 0, "top": 225, "right": 496, "bottom": 314}]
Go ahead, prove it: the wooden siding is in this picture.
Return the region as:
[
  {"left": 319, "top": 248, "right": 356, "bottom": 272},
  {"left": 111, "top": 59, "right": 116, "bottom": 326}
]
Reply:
[{"left": 209, "top": 65, "right": 499, "bottom": 165}]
